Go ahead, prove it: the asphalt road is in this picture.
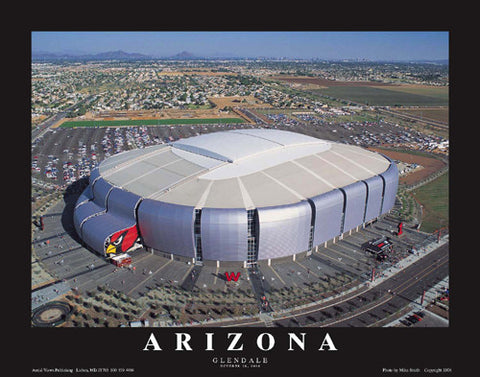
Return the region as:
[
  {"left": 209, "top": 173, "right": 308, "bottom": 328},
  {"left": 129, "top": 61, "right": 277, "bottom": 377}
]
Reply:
[
  {"left": 32, "top": 112, "right": 67, "bottom": 141},
  {"left": 217, "top": 242, "right": 448, "bottom": 327},
  {"left": 323, "top": 242, "right": 448, "bottom": 327}
]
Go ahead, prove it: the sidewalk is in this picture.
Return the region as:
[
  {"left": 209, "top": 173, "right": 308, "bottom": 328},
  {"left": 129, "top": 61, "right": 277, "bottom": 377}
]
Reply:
[
  {"left": 31, "top": 281, "right": 71, "bottom": 310},
  {"left": 367, "top": 234, "right": 449, "bottom": 289}
]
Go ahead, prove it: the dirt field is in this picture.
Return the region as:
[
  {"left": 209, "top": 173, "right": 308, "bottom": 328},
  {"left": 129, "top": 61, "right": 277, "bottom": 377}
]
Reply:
[
  {"left": 368, "top": 148, "right": 446, "bottom": 185},
  {"left": 32, "top": 115, "right": 48, "bottom": 126},
  {"left": 272, "top": 76, "right": 397, "bottom": 87},
  {"left": 92, "top": 108, "right": 235, "bottom": 120},
  {"left": 395, "top": 107, "right": 449, "bottom": 125},
  {"left": 53, "top": 96, "right": 271, "bottom": 127},
  {"left": 51, "top": 107, "right": 246, "bottom": 128}
]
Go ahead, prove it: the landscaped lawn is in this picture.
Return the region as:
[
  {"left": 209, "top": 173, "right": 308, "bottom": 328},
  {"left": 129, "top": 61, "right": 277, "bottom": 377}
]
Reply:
[{"left": 412, "top": 172, "right": 449, "bottom": 233}]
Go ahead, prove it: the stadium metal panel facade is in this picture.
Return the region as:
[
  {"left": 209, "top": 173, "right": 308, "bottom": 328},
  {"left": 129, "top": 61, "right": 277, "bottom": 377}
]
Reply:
[{"left": 73, "top": 129, "right": 398, "bottom": 265}]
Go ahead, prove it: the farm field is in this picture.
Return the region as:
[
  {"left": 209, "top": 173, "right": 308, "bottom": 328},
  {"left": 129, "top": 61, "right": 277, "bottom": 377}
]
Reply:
[
  {"left": 379, "top": 85, "right": 448, "bottom": 99},
  {"left": 273, "top": 76, "right": 448, "bottom": 107},
  {"left": 311, "top": 85, "right": 448, "bottom": 107},
  {"left": 272, "top": 76, "right": 394, "bottom": 87},
  {"left": 395, "top": 107, "right": 449, "bottom": 125}
]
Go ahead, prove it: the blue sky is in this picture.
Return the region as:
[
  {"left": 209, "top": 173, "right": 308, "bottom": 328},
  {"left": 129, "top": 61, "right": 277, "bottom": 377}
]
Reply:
[{"left": 31, "top": 31, "right": 449, "bottom": 61}]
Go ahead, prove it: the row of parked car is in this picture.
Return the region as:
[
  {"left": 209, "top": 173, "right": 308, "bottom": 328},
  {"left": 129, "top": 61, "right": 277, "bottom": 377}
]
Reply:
[{"left": 399, "top": 311, "right": 425, "bottom": 326}]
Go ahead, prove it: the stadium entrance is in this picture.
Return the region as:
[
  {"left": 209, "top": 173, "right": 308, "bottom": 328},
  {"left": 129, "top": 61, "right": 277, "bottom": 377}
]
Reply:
[
  {"left": 246, "top": 209, "right": 259, "bottom": 267},
  {"left": 194, "top": 209, "right": 203, "bottom": 265}
]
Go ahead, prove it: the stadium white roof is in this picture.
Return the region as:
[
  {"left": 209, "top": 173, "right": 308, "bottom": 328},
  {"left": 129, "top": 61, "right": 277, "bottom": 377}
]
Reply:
[
  {"left": 99, "top": 129, "right": 391, "bottom": 209},
  {"left": 172, "top": 129, "right": 329, "bottom": 163}
]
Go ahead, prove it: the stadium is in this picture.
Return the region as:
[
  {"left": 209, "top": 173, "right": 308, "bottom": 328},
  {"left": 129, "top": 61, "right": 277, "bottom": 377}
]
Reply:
[{"left": 73, "top": 129, "right": 398, "bottom": 267}]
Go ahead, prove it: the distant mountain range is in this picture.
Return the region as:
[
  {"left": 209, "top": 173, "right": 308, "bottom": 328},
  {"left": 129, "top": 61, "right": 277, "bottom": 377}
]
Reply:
[
  {"left": 32, "top": 50, "right": 153, "bottom": 61},
  {"left": 31, "top": 50, "right": 449, "bottom": 64},
  {"left": 170, "top": 51, "right": 196, "bottom": 59},
  {"left": 32, "top": 49, "right": 218, "bottom": 61},
  {"left": 412, "top": 59, "right": 449, "bottom": 65}
]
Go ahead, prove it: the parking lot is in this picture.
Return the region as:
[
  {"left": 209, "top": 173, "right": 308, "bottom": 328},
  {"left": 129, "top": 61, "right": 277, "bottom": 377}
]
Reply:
[
  {"left": 262, "top": 110, "right": 447, "bottom": 152},
  {"left": 396, "top": 309, "right": 448, "bottom": 328}
]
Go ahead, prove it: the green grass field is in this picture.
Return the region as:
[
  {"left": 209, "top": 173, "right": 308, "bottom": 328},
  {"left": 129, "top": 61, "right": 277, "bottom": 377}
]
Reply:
[
  {"left": 313, "top": 86, "right": 448, "bottom": 107},
  {"left": 60, "top": 117, "right": 245, "bottom": 128},
  {"left": 412, "top": 172, "right": 449, "bottom": 233}
]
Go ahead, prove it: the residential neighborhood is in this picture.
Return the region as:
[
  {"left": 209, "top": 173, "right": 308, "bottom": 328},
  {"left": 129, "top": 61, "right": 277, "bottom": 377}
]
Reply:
[{"left": 32, "top": 58, "right": 448, "bottom": 122}]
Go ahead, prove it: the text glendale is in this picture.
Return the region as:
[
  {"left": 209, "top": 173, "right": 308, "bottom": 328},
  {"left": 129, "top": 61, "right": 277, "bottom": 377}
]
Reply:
[{"left": 143, "top": 332, "right": 338, "bottom": 351}]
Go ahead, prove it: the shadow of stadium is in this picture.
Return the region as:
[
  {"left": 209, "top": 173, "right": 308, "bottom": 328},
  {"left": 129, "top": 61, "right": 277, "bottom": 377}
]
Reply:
[{"left": 60, "top": 177, "right": 89, "bottom": 245}]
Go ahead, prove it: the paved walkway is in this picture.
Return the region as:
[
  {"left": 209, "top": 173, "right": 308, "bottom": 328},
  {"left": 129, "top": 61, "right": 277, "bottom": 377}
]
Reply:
[
  {"left": 31, "top": 281, "right": 71, "bottom": 310},
  {"left": 367, "top": 235, "right": 449, "bottom": 289}
]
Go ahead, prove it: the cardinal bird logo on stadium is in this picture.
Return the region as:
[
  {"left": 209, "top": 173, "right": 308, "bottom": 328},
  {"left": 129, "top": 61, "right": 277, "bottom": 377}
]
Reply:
[{"left": 105, "top": 225, "right": 139, "bottom": 254}]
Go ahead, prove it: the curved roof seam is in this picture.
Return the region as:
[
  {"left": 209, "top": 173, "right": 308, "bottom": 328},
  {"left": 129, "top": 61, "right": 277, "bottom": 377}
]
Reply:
[
  {"left": 329, "top": 150, "right": 377, "bottom": 176},
  {"left": 261, "top": 171, "right": 305, "bottom": 201},
  {"left": 313, "top": 153, "right": 361, "bottom": 181},
  {"left": 229, "top": 130, "right": 285, "bottom": 146},
  {"left": 121, "top": 157, "right": 184, "bottom": 188},
  {"left": 335, "top": 143, "right": 387, "bottom": 163},
  {"left": 195, "top": 180, "right": 214, "bottom": 209},
  {"left": 172, "top": 143, "right": 233, "bottom": 163},
  {"left": 102, "top": 146, "right": 171, "bottom": 177},
  {"left": 236, "top": 176, "right": 255, "bottom": 209},
  {"left": 290, "top": 160, "right": 336, "bottom": 189}
]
